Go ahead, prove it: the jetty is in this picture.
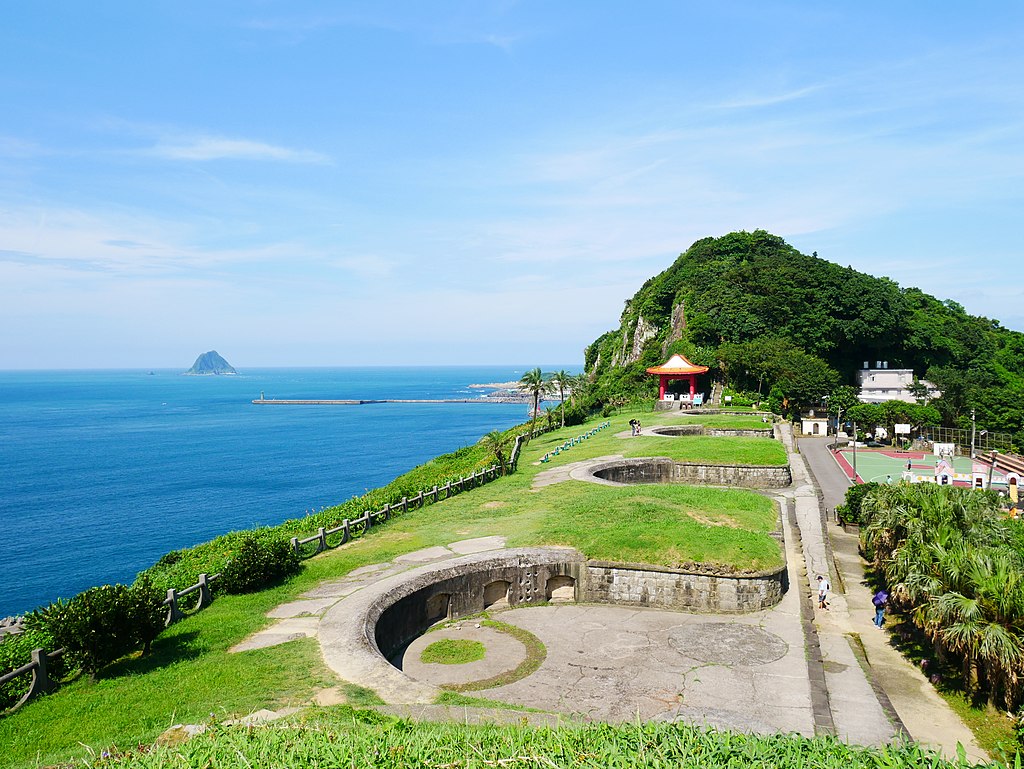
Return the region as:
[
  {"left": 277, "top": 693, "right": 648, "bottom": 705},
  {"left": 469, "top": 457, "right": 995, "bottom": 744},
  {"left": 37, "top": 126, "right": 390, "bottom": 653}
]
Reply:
[{"left": 252, "top": 397, "right": 538, "bottom": 406}]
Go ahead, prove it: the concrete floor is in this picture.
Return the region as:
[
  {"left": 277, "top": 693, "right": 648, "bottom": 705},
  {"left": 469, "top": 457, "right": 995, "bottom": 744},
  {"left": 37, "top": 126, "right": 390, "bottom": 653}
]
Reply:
[{"left": 401, "top": 600, "right": 815, "bottom": 737}]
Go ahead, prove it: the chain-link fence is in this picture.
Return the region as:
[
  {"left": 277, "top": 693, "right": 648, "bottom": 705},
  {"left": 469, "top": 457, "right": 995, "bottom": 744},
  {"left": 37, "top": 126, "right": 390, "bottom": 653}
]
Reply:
[{"left": 918, "top": 426, "right": 1013, "bottom": 455}]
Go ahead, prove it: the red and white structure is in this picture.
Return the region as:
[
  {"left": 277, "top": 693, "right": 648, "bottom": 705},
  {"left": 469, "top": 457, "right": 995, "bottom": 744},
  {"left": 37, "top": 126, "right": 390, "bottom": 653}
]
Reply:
[{"left": 646, "top": 354, "right": 709, "bottom": 401}]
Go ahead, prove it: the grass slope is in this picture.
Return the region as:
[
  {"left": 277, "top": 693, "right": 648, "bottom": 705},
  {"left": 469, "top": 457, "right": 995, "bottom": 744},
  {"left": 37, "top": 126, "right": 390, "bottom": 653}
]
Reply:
[
  {"left": 90, "top": 706, "right": 998, "bottom": 769},
  {"left": 0, "top": 407, "right": 786, "bottom": 767}
]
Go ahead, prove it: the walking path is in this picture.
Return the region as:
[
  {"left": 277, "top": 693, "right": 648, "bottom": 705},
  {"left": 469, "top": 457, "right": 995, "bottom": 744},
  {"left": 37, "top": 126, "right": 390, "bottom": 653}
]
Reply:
[{"left": 797, "top": 434, "right": 987, "bottom": 763}]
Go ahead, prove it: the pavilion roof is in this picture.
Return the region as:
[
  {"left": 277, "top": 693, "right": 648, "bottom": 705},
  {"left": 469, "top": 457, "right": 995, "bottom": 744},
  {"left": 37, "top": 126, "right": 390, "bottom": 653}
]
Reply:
[{"left": 646, "top": 353, "right": 709, "bottom": 376}]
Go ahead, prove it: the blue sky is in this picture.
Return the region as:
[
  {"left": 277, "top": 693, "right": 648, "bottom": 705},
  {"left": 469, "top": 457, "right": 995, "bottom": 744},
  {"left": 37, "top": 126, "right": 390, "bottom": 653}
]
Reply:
[{"left": 2, "top": 2, "right": 1022, "bottom": 369}]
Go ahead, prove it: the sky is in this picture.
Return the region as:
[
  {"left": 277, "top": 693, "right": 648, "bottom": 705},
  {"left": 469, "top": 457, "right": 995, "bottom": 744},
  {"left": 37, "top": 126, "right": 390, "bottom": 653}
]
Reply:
[{"left": 2, "top": 2, "right": 1023, "bottom": 369}]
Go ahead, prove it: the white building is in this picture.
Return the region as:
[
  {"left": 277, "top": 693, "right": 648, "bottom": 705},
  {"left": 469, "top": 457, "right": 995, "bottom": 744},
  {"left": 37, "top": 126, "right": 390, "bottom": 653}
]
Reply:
[{"left": 856, "top": 361, "right": 939, "bottom": 404}]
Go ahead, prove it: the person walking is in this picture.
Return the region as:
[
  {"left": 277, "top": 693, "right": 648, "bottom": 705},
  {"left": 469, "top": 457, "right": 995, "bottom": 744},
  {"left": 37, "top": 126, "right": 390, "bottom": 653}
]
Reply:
[
  {"left": 817, "top": 575, "right": 830, "bottom": 610},
  {"left": 872, "top": 588, "right": 889, "bottom": 628}
]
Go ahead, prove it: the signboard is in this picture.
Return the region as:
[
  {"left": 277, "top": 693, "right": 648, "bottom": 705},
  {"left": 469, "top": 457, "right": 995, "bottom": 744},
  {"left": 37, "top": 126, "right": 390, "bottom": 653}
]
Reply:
[{"left": 894, "top": 423, "right": 911, "bottom": 435}]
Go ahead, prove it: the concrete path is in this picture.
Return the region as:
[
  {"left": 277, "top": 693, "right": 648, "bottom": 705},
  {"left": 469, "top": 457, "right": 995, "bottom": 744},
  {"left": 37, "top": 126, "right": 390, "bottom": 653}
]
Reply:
[
  {"left": 229, "top": 536, "right": 508, "bottom": 653},
  {"left": 798, "top": 435, "right": 988, "bottom": 763}
]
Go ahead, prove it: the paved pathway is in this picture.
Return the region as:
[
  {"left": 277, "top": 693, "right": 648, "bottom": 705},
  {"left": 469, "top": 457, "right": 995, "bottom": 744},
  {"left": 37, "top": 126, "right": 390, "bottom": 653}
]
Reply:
[{"left": 798, "top": 435, "right": 987, "bottom": 763}]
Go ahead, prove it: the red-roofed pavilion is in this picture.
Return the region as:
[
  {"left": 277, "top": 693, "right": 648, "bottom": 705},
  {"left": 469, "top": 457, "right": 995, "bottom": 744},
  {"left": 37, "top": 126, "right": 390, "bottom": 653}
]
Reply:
[{"left": 646, "top": 354, "right": 709, "bottom": 400}]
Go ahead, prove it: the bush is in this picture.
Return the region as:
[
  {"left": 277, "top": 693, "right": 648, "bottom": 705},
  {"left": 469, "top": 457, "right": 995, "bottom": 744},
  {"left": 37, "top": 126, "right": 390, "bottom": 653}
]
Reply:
[
  {"left": 561, "top": 402, "right": 591, "bottom": 427},
  {"left": 836, "top": 482, "right": 880, "bottom": 526},
  {"left": 217, "top": 533, "right": 300, "bottom": 594},
  {"left": 0, "top": 624, "right": 66, "bottom": 711},
  {"left": 30, "top": 579, "right": 168, "bottom": 681},
  {"left": 130, "top": 575, "right": 167, "bottom": 655},
  {"left": 39, "top": 586, "right": 137, "bottom": 679}
]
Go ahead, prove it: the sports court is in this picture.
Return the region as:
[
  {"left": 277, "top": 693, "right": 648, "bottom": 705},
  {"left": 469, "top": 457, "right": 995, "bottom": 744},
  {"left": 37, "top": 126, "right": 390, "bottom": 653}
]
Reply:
[{"left": 832, "top": 448, "right": 1008, "bottom": 487}]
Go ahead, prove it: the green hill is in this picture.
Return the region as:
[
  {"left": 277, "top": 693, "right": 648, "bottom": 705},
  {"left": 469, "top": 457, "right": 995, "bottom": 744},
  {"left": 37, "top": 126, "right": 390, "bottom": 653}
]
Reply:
[{"left": 585, "top": 230, "right": 1024, "bottom": 441}]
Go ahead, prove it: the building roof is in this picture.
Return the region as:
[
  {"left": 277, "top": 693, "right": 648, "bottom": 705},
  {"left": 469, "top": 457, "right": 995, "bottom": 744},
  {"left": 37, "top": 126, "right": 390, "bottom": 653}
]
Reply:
[{"left": 646, "top": 353, "right": 709, "bottom": 376}]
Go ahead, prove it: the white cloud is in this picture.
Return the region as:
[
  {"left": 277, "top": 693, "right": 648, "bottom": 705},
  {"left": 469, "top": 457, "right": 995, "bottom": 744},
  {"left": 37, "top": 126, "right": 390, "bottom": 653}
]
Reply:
[{"left": 149, "top": 136, "right": 329, "bottom": 164}]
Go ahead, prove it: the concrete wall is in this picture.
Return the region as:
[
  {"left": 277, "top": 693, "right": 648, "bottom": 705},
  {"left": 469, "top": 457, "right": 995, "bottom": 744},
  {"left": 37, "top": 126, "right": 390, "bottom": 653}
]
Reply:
[
  {"left": 590, "top": 457, "right": 792, "bottom": 488},
  {"left": 584, "top": 561, "right": 787, "bottom": 613},
  {"left": 648, "top": 425, "right": 773, "bottom": 438},
  {"left": 371, "top": 552, "right": 584, "bottom": 659}
]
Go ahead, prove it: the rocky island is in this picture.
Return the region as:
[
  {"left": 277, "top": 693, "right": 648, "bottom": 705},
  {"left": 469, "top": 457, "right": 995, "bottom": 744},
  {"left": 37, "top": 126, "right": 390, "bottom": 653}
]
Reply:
[{"left": 185, "top": 350, "right": 237, "bottom": 376}]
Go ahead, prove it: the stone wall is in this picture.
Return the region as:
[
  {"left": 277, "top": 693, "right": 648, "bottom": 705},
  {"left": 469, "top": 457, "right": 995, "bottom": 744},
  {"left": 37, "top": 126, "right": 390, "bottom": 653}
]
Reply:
[
  {"left": 371, "top": 551, "right": 584, "bottom": 659},
  {"left": 590, "top": 457, "right": 791, "bottom": 488},
  {"left": 648, "top": 426, "right": 773, "bottom": 438},
  {"left": 584, "top": 560, "right": 787, "bottom": 613}
]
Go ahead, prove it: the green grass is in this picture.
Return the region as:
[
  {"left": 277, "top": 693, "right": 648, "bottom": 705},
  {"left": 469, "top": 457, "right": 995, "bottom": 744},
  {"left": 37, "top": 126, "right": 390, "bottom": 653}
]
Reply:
[
  {"left": 623, "top": 435, "right": 787, "bottom": 465},
  {"left": 520, "top": 484, "right": 781, "bottom": 571},
  {"left": 0, "top": 408, "right": 788, "bottom": 767},
  {"left": 83, "top": 706, "right": 997, "bottom": 769},
  {"left": 420, "top": 639, "right": 486, "bottom": 665},
  {"left": 667, "top": 413, "right": 773, "bottom": 430}
]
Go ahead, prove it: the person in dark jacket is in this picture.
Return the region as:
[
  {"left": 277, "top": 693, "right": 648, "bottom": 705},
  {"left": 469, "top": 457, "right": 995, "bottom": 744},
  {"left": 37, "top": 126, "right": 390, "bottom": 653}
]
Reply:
[{"left": 872, "top": 588, "right": 889, "bottom": 628}]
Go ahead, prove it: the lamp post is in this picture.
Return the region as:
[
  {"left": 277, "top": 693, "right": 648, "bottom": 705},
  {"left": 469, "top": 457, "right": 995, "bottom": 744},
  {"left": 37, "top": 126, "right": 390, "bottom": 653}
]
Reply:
[
  {"left": 988, "top": 450, "right": 998, "bottom": 489},
  {"left": 970, "top": 408, "right": 976, "bottom": 458}
]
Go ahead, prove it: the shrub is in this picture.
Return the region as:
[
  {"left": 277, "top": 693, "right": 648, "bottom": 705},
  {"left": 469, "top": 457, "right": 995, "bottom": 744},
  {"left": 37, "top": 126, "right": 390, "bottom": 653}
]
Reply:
[
  {"left": 0, "top": 624, "right": 66, "bottom": 711},
  {"left": 836, "top": 482, "right": 880, "bottom": 526},
  {"left": 561, "top": 402, "right": 591, "bottom": 427},
  {"left": 129, "top": 575, "right": 167, "bottom": 655},
  {"left": 217, "top": 533, "right": 300, "bottom": 594},
  {"left": 40, "top": 585, "right": 138, "bottom": 680}
]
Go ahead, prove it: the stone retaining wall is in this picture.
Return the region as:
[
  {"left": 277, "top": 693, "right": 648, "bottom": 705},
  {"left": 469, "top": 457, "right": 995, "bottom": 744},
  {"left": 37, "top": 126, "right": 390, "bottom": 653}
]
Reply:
[
  {"left": 584, "top": 561, "right": 787, "bottom": 613},
  {"left": 590, "top": 457, "right": 792, "bottom": 488},
  {"left": 648, "top": 426, "right": 774, "bottom": 438}
]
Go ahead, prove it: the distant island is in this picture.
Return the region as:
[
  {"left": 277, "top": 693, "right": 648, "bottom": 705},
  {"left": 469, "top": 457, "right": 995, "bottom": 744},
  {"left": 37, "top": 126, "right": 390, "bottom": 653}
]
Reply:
[{"left": 185, "top": 350, "right": 237, "bottom": 376}]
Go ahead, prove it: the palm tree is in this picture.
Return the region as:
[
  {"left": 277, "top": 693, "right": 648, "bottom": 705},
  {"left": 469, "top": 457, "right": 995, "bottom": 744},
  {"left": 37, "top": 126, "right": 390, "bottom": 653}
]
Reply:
[
  {"left": 480, "top": 430, "right": 512, "bottom": 474},
  {"left": 519, "top": 367, "right": 550, "bottom": 435},
  {"left": 549, "top": 370, "right": 573, "bottom": 428}
]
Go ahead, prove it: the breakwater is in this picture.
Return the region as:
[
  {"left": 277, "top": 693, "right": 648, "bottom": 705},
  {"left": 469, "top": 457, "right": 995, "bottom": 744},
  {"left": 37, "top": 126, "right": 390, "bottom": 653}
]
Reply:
[{"left": 252, "top": 397, "right": 542, "bottom": 405}]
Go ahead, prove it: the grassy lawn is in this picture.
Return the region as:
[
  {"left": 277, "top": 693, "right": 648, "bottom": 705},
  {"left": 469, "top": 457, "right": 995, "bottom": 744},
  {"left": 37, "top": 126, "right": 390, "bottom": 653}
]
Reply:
[
  {"left": 0, "top": 408, "right": 787, "bottom": 767},
  {"left": 664, "top": 413, "right": 773, "bottom": 430},
  {"left": 623, "top": 435, "right": 787, "bottom": 465}
]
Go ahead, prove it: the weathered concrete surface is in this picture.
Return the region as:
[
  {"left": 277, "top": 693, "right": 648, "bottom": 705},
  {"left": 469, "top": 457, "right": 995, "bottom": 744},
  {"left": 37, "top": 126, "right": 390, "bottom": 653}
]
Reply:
[
  {"left": 779, "top": 425, "right": 897, "bottom": 747},
  {"left": 230, "top": 537, "right": 509, "bottom": 653},
  {"left": 471, "top": 602, "right": 814, "bottom": 736},
  {"left": 401, "top": 624, "right": 528, "bottom": 686},
  {"left": 317, "top": 547, "right": 585, "bottom": 705},
  {"left": 799, "top": 436, "right": 988, "bottom": 763}
]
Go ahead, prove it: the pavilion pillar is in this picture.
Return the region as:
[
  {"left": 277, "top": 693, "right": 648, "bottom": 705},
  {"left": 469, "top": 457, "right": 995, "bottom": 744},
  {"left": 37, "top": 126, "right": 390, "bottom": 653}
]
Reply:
[
  {"left": 658, "top": 376, "right": 667, "bottom": 400},
  {"left": 689, "top": 375, "right": 696, "bottom": 397}
]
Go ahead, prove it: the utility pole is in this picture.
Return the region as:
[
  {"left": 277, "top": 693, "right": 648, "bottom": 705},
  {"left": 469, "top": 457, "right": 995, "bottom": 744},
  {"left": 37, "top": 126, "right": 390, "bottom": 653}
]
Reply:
[
  {"left": 970, "top": 408, "right": 976, "bottom": 458},
  {"left": 988, "top": 450, "right": 998, "bottom": 489},
  {"left": 852, "top": 420, "right": 858, "bottom": 482}
]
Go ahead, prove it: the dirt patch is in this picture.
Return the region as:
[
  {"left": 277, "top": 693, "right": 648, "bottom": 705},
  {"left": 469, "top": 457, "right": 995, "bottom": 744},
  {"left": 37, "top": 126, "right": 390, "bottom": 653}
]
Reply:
[
  {"left": 683, "top": 508, "right": 742, "bottom": 528},
  {"left": 481, "top": 501, "right": 506, "bottom": 509}
]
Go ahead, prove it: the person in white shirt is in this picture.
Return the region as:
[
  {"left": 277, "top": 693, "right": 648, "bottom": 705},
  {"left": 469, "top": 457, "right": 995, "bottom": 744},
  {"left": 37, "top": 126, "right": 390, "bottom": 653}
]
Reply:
[{"left": 817, "top": 575, "right": 830, "bottom": 610}]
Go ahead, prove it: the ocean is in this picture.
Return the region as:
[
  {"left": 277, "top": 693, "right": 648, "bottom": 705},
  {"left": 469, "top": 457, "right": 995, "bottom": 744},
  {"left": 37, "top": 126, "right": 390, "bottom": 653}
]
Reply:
[{"left": 0, "top": 366, "right": 554, "bottom": 618}]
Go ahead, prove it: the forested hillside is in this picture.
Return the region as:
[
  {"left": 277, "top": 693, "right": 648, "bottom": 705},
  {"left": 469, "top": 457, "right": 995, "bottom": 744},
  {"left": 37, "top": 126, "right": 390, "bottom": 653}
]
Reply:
[{"left": 585, "top": 231, "right": 1024, "bottom": 442}]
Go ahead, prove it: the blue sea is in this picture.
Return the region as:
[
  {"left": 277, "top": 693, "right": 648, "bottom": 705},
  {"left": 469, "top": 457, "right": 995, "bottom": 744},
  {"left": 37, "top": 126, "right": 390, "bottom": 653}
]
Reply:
[{"left": 0, "top": 366, "right": 555, "bottom": 618}]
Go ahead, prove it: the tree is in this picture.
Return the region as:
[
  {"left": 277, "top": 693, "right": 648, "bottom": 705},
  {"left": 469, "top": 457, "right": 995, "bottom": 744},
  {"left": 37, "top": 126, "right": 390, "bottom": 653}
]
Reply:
[
  {"left": 480, "top": 430, "right": 512, "bottom": 474},
  {"left": 549, "top": 370, "right": 573, "bottom": 428},
  {"left": 519, "top": 367, "right": 550, "bottom": 435}
]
